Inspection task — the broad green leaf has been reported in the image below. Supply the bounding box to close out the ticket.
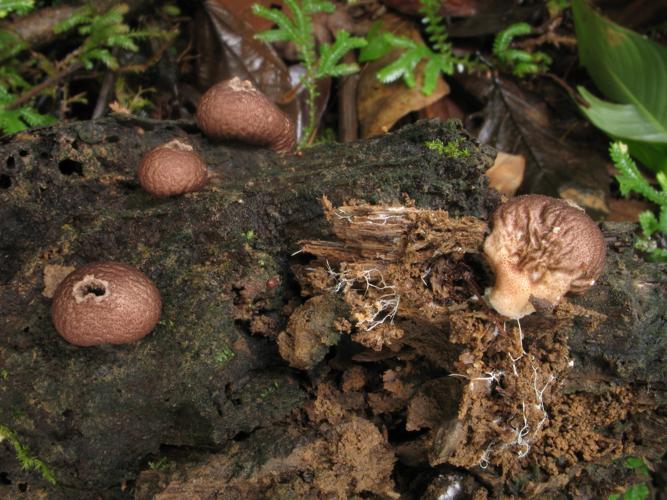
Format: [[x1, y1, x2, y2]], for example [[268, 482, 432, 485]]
[[578, 87, 667, 144], [573, 0, 667, 141]]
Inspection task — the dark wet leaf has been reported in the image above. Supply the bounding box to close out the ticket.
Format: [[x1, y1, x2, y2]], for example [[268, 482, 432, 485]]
[[445, 0, 543, 38], [469, 76, 611, 214], [195, 0, 292, 103], [381, 0, 480, 18]]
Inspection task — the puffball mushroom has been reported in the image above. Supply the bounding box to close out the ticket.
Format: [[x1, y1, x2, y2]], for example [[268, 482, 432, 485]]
[[483, 194, 606, 319], [51, 262, 161, 346], [196, 77, 296, 154], [137, 139, 208, 197]]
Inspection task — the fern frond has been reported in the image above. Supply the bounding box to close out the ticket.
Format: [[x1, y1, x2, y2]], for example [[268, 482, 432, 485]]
[[0, 0, 34, 18], [610, 141, 667, 206]]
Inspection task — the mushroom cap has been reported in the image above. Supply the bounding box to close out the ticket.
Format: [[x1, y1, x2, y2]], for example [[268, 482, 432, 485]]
[[196, 77, 296, 154], [138, 139, 208, 197], [51, 261, 162, 346], [483, 194, 606, 319]]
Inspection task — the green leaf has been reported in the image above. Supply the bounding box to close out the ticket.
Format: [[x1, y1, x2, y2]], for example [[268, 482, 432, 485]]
[[0, 109, 27, 133], [252, 4, 299, 44], [254, 28, 292, 43], [610, 141, 667, 205], [18, 106, 55, 127], [621, 141, 667, 175], [376, 49, 420, 85], [0, 0, 34, 18], [383, 33, 419, 50], [316, 30, 366, 78], [578, 87, 667, 144], [86, 48, 118, 69], [422, 57, 440, 96], [54, 6, 93, 33], [302, 0, 334, 15], [622, 483, 649, 500], [573, 0, 667, 142], [493, 22, 533, 58], [358, 22, 392, 62]]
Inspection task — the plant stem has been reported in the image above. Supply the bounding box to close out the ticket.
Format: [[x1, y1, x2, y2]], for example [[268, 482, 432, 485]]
[[6, 62, 82, 111]]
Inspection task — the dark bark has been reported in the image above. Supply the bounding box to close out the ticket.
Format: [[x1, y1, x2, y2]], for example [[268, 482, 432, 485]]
[[0, 117, 664, 498]]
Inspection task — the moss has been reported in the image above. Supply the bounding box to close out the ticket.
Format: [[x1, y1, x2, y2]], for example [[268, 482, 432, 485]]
[[214, 344, 236, 365], [425, 137, 471, 158], [0, 425, 57, 485]]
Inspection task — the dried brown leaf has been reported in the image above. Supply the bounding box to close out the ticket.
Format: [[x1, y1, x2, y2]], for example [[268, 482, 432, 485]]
[[357, 13, 450, 138]]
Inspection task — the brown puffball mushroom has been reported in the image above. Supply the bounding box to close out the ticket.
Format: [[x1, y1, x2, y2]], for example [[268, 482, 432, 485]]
[[137, 139, 208, 197], [51, 262, 161, 346], [483, 194, 606, 319], [196, 77, 296, 154]]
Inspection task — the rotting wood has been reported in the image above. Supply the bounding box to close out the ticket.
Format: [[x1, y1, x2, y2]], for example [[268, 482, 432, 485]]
[[0, 117, 664, 498]]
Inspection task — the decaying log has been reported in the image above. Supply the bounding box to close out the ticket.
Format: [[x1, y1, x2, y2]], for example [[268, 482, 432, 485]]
[[0, 117, 664, 498]]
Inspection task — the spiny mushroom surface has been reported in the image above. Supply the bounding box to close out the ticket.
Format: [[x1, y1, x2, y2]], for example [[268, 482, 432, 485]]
[[483, 194, 606, 319], [51, 262, 162, 346], [137, 139, 208, 197], [196, 77, 296, 154]]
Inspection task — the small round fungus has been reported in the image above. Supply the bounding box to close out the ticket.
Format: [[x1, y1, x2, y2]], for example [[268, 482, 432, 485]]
[[483, 194, 606, 319], [51, 261, 162, 346], [137, 139, 208, 197], [196, 77, 296, 154]]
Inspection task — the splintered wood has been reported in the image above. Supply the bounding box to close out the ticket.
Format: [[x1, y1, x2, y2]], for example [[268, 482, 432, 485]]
[[295, 198, 487, 352], [299, 196, 487, 264]]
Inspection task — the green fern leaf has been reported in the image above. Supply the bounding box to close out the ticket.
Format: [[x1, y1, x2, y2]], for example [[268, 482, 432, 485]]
[[610, 141, 667, 205], [18, 106, 55, 127], [252, 4, 299, 43], [316, 30, 366, 78], [0, 0, 34, 18]]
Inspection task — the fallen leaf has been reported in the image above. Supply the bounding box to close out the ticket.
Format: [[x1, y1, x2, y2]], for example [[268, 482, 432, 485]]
[[43, 264, 76, 298], [419, 95, 465, 121], [468, 75, 611, 214], [606, 198, 654, 222], [195, 0, 292, 102], [485, 151, 525, 197], [357, 13, 449, 138]]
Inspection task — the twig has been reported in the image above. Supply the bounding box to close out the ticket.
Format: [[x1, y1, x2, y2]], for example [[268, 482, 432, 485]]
[[338, 51, 359, 142], [6, 62, 83, 111]]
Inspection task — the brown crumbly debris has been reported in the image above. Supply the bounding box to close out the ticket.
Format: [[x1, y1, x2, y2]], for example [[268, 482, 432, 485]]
[[277, 199, 633, 497], [341, 366, 366, 393], [276, 295, 343, 369], [42, 264, 76, 298]]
